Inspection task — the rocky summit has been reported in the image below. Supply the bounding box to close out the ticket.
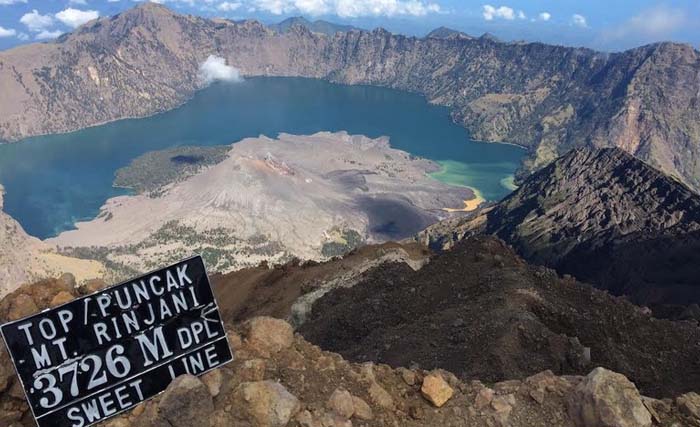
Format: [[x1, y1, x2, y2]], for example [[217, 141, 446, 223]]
[[299, 236, 700, 398], [1, 3, 699, 191], [421, 147, 700, 311], [1, 279, 699, 427]]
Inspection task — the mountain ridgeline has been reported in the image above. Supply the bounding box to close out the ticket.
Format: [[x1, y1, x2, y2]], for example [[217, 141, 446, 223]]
[[421, 147, 700, 311], [0, 3, 699, 191], [268, 16, 362, 35]]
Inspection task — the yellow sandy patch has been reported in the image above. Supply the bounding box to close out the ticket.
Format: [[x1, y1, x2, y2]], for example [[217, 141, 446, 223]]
[[443, 188, 486, 213], [36, 252, 106, 283]]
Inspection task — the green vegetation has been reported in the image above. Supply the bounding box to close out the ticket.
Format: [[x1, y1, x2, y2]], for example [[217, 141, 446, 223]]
[[114, 145, 230, 196], [59, 220, 292, 277], [321, 229, 364, 258]]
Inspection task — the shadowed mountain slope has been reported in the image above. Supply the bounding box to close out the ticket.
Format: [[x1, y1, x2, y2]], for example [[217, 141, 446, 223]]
[[421, 147, 700, 308], [299, 236, 700, 398]]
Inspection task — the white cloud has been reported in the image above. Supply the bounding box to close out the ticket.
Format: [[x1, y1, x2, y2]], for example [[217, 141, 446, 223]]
[[517, 10, 525, 20], [0, 26, 17, 37], [0, 0, 27, 5], [571, 14, 587, 28], [601, 5, 686, 43], [35, 29, 64, 40], [55, 8, 100, 28], [250, 0, 441, 18], [482, 5, 515, 21], [20, 10, 55, 32], [538, 12, 551, 22], [217, 1, 241, 11], [69, 0, 88, 5], [198, 55, 243, 85], [17, 32, 29, 40]]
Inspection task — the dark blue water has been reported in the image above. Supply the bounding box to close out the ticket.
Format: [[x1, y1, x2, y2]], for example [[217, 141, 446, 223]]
[[0, 77, 524, 239]]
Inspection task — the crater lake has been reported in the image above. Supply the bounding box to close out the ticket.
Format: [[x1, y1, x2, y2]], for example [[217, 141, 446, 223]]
[[0, 77, 525, 239]]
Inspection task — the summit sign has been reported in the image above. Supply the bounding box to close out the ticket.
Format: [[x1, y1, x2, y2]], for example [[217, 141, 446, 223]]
[[0, 256, 233, 427]]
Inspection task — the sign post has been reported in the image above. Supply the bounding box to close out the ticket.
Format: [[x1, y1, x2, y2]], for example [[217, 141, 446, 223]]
[[1, 255, 233, 427]]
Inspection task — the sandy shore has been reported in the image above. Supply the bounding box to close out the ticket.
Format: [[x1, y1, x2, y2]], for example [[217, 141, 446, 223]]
[[442, 187, 486, 212]]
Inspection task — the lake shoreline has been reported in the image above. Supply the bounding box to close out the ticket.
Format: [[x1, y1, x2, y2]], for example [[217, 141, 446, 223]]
[[0, 77, 525, 240]]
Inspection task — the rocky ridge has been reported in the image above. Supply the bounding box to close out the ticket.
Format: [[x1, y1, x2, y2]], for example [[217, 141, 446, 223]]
[[419, 147, 700, 308], [0, 3, 699, 190], [267, 17, 361, 36], [209, 240, 430, 327], [299, 236, 700, 398], [1, 278, 698, 427]]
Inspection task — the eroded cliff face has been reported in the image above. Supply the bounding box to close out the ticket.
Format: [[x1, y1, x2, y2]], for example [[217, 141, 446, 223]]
[[419, 147, 700, 308], [0, 3, 699, 190]]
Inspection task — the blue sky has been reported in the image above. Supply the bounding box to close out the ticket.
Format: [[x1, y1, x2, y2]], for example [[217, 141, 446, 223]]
[[1, 0, 699, 51]]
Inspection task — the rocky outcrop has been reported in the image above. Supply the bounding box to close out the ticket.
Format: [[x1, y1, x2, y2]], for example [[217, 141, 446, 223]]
[[1, 278, 698, 427], [0, 3, 699, 191], [420, 147, 700, 309], [111, 316, 693, 427], [299, 235, 700, 398], [568, 368, 652, 427], [209, 240, 429, 325]]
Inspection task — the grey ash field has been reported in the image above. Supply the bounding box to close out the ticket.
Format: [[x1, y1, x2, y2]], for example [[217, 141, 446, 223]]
[[49, 132, 471, 278]]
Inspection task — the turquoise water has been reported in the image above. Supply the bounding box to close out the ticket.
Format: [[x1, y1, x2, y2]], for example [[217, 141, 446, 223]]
[[0, 77, 524, 239]]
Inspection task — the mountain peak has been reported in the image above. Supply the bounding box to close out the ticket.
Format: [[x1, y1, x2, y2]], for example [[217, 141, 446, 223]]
[[479, 32, 500, 42], [488, 146, 700, 304], [422, 145, 700, 308], [268, 16, 360, 36], [132, 1, 172, 12], [427, 26, 472, 40], [540, 146, 693, 194]]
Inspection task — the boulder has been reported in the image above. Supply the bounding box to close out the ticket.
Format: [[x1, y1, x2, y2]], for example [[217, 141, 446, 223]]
[[58, 273, 76, 290], [5, 293, 38, 321], [327, 388, 355, 419], [474, 387, 494, 410], [491, 394, 515, 417], [245, 317, 294, 356], [677, 392, 700, 419], [368, 382, 394, 409], [398, 367, 416, 386], [50, 291, 74, 307], [421, 373, 454, 408], [140, 375, 214, 427], [233, 380, 300, 426], [568, 367, 652, 427], [78, 278, 108, 295], [201, 369, 222, 397], [352, 396, 373, 420]]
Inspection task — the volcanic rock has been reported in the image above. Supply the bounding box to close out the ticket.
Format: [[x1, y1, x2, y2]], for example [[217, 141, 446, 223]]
[[299, 235, 700, 397], [421, 147, 700, 310], [421, 374, 454, 407], [568, 368, 652, 427]]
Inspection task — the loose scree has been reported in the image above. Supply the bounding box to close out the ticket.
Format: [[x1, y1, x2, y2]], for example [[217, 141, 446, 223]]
[[0, 256, 234, 427]]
